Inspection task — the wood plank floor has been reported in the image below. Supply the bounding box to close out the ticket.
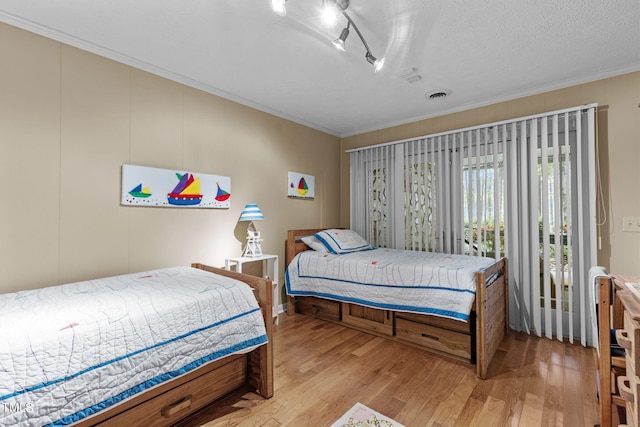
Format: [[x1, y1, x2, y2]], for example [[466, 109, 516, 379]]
[[176, 312, 601, 427]]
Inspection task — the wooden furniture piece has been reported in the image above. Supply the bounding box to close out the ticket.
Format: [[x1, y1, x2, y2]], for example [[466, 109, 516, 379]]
[[73, 264, 274, 427], [613, 275, 640, 427], [285, 228, 508, 379], [225, 254, 280, 324], [596, 275, 627, 427]]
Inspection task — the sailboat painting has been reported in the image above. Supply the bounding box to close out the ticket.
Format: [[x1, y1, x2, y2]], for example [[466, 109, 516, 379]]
[[215, 182, 231, 202], [121, 164, 231, 208], [167, 173, 202, 206], [128, 184, 152, 198], [287, 171, 315, 199]]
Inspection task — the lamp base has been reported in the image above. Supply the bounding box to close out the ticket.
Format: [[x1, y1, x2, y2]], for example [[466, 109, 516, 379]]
[[243, 231, 263, 257]]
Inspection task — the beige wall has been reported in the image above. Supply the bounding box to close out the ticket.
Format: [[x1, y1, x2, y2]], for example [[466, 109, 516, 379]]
[[0, 22, 341, 300], [340, 72, 640, 275]]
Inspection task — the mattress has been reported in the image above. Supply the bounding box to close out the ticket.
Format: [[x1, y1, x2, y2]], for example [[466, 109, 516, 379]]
[[0, 267, 268, 426], [286, 248, 496, 321]]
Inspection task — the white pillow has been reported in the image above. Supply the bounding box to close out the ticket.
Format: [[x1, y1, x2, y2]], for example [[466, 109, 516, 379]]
[[313, 229, 372, 254], [301, 235, 328, 253]]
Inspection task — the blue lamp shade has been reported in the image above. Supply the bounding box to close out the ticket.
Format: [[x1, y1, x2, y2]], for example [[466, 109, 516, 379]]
[[239, 204, 264, 221]]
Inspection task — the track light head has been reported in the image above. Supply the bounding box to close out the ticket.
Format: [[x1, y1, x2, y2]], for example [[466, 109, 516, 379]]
[[366, 51, 385, 72], [332, 25, 350, 51], [270, 0, 287, 16]]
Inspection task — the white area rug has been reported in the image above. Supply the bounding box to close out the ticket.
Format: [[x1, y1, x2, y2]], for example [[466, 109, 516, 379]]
[[330, 402, 405, 427]]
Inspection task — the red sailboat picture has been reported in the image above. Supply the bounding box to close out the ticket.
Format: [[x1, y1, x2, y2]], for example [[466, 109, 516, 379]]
[[287, 171, 314, 199], [215, 182, 231, 202]]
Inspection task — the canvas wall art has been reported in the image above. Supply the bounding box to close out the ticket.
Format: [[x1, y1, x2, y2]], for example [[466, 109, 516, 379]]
[[121, 164, 231, 208], [288, 171, 314, 199]]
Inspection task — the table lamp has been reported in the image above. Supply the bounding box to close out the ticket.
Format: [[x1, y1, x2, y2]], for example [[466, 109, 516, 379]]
[[239, 203, 264, 257]]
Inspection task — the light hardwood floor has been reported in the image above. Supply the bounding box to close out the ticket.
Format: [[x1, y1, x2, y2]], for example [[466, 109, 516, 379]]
[[176, 312, 601, 427]]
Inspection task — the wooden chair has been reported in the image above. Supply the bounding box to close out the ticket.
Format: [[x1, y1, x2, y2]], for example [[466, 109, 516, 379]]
[[597, 275, 627, 427]]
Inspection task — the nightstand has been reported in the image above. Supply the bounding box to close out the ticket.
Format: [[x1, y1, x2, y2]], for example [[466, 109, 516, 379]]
[[225, 254, 279, 324]]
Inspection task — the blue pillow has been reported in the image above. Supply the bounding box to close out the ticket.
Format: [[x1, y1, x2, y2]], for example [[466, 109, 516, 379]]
[[313, 229, 372, 254]]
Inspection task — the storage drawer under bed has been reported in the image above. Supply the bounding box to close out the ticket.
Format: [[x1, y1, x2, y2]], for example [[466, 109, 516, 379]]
[[395, 317, 471, 361], [342, 303, 393, 337], [94, 354, 247, 427], [296, 296, 341, 322], [395, 311, 471, 335]]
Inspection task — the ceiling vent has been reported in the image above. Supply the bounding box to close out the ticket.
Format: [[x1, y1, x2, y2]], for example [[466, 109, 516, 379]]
[[425, 89, 452, 100]]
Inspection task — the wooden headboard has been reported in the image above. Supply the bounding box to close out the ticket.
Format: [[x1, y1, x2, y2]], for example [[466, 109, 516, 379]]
[[286, 228, 329, 265]]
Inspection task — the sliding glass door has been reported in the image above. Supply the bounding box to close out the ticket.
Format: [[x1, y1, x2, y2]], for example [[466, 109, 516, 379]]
[[350, 105, 597, 345]]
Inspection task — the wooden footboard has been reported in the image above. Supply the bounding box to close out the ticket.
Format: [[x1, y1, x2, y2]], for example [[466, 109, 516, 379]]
[[285, 228, 508, 379], [192, 263, 274, 398], [475, 257, 508, 379], [75, 264, 273, 426]]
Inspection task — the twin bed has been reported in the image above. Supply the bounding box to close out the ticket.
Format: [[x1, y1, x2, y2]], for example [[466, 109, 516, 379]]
[[285, 228, 508, 379], [0, 263, 273, 426], [1, 227, 507, 425]]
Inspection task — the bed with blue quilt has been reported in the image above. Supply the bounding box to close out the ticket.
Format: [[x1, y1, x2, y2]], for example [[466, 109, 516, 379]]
[[285, 228, 508, 379], [0, 263, 273, 426]]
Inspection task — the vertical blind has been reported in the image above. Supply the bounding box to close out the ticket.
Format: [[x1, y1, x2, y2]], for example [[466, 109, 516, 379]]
[[349, 104, 597, 346]]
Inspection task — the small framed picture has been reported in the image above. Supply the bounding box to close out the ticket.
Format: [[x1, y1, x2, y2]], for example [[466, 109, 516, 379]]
[[288, 171, 314, 199]]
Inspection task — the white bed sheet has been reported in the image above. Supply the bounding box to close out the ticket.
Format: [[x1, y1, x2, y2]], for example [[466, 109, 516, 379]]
[[286, 248, 496, 321], [0, 267, 268, 426]]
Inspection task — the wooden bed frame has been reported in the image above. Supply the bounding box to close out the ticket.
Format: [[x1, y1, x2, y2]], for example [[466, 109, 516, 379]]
[[73, 263, 273, 427], [286, 228, 508, 379]]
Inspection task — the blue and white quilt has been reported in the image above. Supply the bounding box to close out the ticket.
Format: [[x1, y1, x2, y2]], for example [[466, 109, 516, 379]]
[[286, 248, 495, 322], [0, 267, 268, 426]]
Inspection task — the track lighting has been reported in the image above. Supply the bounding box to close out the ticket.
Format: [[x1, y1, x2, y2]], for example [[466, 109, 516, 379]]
[[332, 22, 350, 51], [270, 0, 385, 71], [341, 11, 385, 71], [366, 51, 385, 72], [270, 0, 287, 16]]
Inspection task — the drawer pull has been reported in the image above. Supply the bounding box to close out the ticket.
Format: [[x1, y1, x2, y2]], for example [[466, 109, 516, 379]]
[[617, 377, 634, 402], [161, 395, 192, 418], [616, 329, 632, 350], [421, 333, 440, 341]]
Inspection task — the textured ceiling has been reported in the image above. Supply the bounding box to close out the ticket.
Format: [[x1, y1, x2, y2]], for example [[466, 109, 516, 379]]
[[1, 0, 639, 137]]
